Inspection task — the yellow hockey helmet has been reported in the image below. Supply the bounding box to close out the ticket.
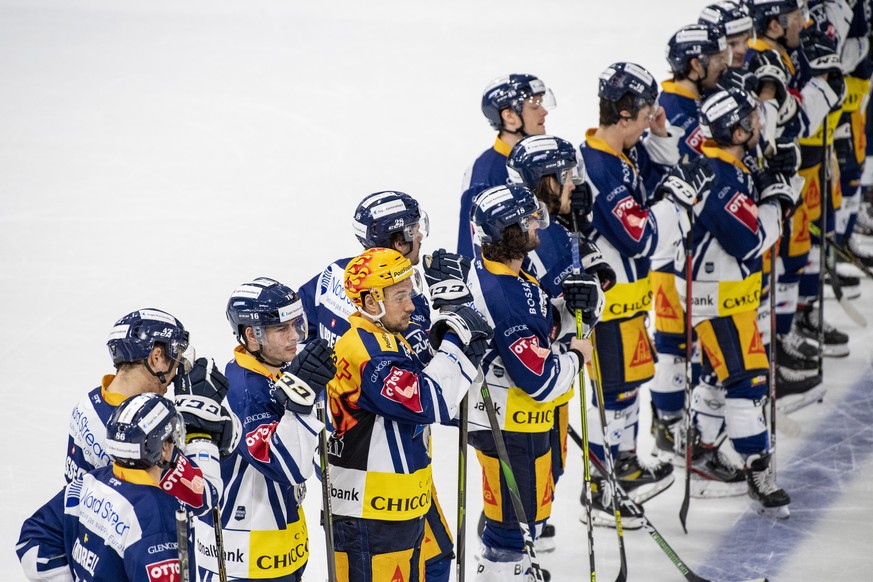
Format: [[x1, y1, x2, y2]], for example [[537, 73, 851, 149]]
[[344, 248, 415, 317]]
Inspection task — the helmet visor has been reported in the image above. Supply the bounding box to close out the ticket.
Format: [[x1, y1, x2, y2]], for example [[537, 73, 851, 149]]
[[520, 199, 551, 231], [403, 210, 429, 243], [559, 162, 585, 187], [523, 88, 557, 112]]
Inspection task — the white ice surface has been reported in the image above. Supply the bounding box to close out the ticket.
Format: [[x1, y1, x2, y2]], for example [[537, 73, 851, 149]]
[[2, 1, 872, 580]]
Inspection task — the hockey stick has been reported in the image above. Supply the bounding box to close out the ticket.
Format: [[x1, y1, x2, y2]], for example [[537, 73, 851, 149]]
[[808, 223, 869, 327], [175, 509, 191, 582], [566, 426, 769, 582], [768, 245, 778, 480], [456, 394, 469, 582], [316, 400, 338, 582], [588, 336, 629, 582], [816, 124, 829, 377], [479, 379, 546, 581], [810, 222, 873, 279], [212, 506, 227, 582], [569, 225, 598, 580], [679, 208, 695, 534]]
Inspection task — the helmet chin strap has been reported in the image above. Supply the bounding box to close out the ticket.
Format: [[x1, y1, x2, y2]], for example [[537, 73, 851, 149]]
[[145, 359, 174, 386]]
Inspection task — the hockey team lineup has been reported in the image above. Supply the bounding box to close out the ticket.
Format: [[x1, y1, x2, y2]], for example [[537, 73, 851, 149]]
[[7, 1, 873, 582]]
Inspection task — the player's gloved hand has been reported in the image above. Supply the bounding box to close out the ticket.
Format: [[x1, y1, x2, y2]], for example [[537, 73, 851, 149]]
[[748, 50, 789, 104], [717, 67, 759, 95], [560, 272, 605, 327], [765, 137, 800, 175], [556, 183, 594, 231], [423, 249, 473, 308], [272, 339, 335, 415], [174, 358, 240, 458], [430, 305, 493, 368], [655, 157, 714, 211], [801, 29, 846, 110], [579, 240, 616, 292], [758, 171, 801, 220]]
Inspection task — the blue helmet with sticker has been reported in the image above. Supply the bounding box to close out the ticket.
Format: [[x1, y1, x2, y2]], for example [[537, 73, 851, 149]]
[[107, 309, 188, 367], [471, 184, 550, 244], [667, 23, 728, 77], [481, 74, 556, 130], [598, 62, 659, 111], [351, 191, 428, 249], [699, 1, 753, 38], [106, 394, 185, 470], [507, 135, 582, 190], [699, 88, 758, 145], [226, 277, 308, 343]]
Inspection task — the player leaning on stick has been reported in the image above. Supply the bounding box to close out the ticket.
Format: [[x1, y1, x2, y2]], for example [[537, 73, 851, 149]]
[[195, 279, 336, 581], [327, 247, 490, 582], [465, 184, 596, 581], [678, 88, 797, 518]]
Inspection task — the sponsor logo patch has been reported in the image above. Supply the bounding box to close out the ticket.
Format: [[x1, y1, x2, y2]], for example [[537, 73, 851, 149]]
[[509, 335, 551, 376], [611, 196, 649, 242], [380, 367, 423, 412], [246, 422, 278, 463], [145, 558, 180, 582], [725, 192, 759, 233]]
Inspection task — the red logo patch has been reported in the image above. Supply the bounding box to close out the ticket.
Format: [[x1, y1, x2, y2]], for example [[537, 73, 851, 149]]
[[146, 559, 180, 582], [381, 367, 423, 413], [611, 196, 649, 242], [246, 422, 278, 463], [509, 335, 551, 376], [159, 454, 205, 508], [685, 126, 705, 154], [725, 192, 759, 233]]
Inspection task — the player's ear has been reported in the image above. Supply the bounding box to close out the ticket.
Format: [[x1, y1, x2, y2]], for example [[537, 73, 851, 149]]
[[501, 107, 520, 128]]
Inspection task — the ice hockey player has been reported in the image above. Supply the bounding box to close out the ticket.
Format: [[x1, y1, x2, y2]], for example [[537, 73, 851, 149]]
[[679, 87, 796, 517], [64, 309, 236, 512], [18, 393, 222, 582], [577, 61, 682, 524], [699, 1, 755, 68], [199, 278, 337, 581], [746, 0, 849, 376], [464, 183, 596, 581], [504, 135, 610, 552], [327, 247, 490, 582], [458, 74, 556, 258], [298, 191, 459, 582], [649, 23, 730, 458]]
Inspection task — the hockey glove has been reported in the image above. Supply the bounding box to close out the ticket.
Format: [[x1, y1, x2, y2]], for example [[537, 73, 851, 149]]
[[655, 157, 714, 211], [560, 272, 604, 327], [717, 67, 759, 96], [272, 371, 320, 415], [801, 30, 846, 111], [556, 183, 594, 231], [287, 338, 336, 396], [175, 358, 240, 458], [758, 172, 801, 220], [430, 305, 493, 368], [579, 240, 616, 292], [424, 249, 473, 308], [765, 137, 800, 175]]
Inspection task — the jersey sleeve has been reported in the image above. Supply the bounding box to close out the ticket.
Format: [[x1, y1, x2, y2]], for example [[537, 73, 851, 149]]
[[17, 489, 71, 582], [157, 443, 221, 517], [229, 370, 322, 487], [492, 314, 579, 403], [355, 334, 477, 425]]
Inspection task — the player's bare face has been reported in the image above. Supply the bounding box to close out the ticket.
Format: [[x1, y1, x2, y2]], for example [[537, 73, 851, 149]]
[[727, 34, 750, 66], [702, 50, 729, 89], [521, 95, 548, 135], [782, 10, 804, 49], [379, 279, 416, 334], [260, 323, 300, 365], [559, 177, 574, 215], [623, 106, 654, 149]]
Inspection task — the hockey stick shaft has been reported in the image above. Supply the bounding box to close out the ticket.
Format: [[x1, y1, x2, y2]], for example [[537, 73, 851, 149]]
[[817, 124, 829, 377], [212, 506, 227, 582], [588, 332, 629, 582], [175, 509, 191, 582], [479, 381, 545, 581], [570, 228, 598, 580], [810, 222, 873, 279], [679, 209, 694, 533], [456, 394, 469, 582], [768, 242, 778, 480], [316, 401, 338, 582]]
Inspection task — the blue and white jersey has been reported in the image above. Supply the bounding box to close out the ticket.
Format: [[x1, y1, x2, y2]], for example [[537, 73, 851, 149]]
[[298, 256, 433, 364], [18, 465, 201, 582], [458, 137, 513, 258], [658, 80, 705, 162], [65, 377, 122, 483], [523, 221, 574, 301], [467, 256, 580, 435], [193, 347, 323, 580]]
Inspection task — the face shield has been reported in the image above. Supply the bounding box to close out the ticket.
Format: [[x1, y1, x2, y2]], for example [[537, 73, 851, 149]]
[[522, 88, 557, 113], [402, 211, 429, 243], [519, 199, 551, 232], [558, 162, 585, 188]]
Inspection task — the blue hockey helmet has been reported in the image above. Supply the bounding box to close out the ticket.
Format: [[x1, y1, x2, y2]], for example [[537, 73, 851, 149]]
[[481, 74, 556, 130], [699, 1, 754, 38], [352, 191, 429, 249], [226, 277, 308, 344], [106, 394, 185, 470], [471, 184, 550, 245], [666, 23, 729, 77], [107, 309, 189, 367], [699, 88, 759, 145], [507, 135, 583, 190], [598, 62, 659, 111], [747, 0, 805, 34]]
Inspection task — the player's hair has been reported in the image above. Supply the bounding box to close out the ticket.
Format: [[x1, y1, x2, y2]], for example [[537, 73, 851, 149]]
[[599, 94, 642, 126], [481, 224, 532, 263]]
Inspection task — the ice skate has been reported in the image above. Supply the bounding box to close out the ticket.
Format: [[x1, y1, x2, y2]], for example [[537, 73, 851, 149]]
[[775, 330, 819, 376], [795, 305, 850, 358], [614, 452, 675, 504], [745, 453, 790, 519], [533, 523, 555, 554], [579, 478, 645, 530], [775, 368, 826, 414], [688, 439, 746, 498]]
